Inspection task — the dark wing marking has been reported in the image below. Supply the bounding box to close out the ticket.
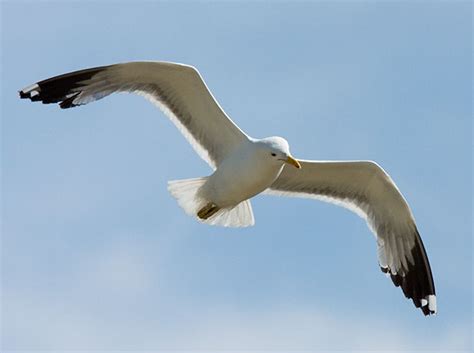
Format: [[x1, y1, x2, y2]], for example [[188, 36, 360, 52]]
[[19, 62, 249, 168], [266, 160, 436, 315]]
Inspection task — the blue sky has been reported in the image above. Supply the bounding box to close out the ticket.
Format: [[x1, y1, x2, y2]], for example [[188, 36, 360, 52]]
[[1, 1, 472, 352]]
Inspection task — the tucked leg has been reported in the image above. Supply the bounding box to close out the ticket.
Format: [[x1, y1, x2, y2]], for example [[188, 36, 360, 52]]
[[197, 203, 220, 219]]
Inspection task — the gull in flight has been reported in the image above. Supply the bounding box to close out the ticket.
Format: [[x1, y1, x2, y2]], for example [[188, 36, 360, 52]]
[[19, 61, 436, 315]]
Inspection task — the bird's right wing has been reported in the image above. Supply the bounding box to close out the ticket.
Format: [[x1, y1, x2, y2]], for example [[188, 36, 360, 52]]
[[266, 160, 436, 315], [19, 61, 249, 169]]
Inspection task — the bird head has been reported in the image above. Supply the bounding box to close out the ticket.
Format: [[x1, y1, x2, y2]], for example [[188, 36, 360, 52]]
[[258, 136, 301, 169]]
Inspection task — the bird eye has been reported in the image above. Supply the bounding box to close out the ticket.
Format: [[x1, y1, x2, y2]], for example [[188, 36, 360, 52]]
[[271, 153, 276, 157]]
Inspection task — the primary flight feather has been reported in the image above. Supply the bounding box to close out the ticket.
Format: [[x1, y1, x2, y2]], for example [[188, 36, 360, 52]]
[[19, 61, 436, 316]]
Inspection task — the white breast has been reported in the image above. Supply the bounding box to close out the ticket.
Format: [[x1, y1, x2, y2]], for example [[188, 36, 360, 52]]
[[202, 142, 284, 207]]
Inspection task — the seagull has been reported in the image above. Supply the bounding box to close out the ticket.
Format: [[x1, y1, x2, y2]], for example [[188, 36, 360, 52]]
[[19, 61, 436, 315]]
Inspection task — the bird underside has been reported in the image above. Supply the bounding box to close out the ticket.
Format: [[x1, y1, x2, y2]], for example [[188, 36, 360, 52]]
[[167, 177, 255, 227]]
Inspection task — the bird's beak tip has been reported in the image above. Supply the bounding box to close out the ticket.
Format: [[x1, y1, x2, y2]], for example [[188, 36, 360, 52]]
[[286, 156, 301, 169]]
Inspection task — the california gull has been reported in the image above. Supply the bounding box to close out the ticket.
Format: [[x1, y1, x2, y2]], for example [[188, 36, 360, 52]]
[[19, 61, 436, 315]]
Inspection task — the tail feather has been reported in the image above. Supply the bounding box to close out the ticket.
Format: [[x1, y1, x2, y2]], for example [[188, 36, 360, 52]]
[[168, 177, 255, 228], [168, 177, 208, 218], [204, 200, 255, 228]]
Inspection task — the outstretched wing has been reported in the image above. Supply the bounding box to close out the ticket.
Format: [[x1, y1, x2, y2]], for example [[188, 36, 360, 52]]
[[266, 160, 436, 315], [19, 61, 249, 168]]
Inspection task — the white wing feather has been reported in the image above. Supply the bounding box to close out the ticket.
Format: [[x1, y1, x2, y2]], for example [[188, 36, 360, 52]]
[[265, 160, 436, 315], [19, 61, 249, 169]]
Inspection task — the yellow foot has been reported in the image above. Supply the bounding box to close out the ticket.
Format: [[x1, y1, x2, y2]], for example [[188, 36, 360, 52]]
[[197, 203, 220, 219]]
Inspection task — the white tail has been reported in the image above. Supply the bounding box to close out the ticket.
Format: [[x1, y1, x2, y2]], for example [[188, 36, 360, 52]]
[[167, 177, 255, 228], [204, 199, 255, 228], [168, 177, 208, 217]]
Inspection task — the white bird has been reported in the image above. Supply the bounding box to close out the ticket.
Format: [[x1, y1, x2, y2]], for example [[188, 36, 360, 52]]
[[19, 61, 436, 315]]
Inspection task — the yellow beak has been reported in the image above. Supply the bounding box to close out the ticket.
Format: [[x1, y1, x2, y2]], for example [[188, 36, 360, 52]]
[[286, 155, 301, 169]]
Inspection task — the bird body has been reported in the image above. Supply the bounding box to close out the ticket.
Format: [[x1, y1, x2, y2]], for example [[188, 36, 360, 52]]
[[19, 60, 436, 315], [168, 136, 300, 227], [203, 137, 292, 207]]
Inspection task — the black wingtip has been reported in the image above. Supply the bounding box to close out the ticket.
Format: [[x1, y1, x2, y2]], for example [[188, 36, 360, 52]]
[[421, 304, 432, 316], [59, 92, 81, 109], [19, 90, 29, 99], [380, 228, 437, 316], [18, 65, 108, 109]]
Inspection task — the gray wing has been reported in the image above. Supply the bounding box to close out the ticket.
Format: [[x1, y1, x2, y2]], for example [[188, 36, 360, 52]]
[[19, 61, 249, 168], [266, 160, 436, 315]]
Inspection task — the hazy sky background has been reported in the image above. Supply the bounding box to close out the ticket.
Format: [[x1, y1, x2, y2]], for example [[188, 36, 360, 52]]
[[1, 1, 472, 352]]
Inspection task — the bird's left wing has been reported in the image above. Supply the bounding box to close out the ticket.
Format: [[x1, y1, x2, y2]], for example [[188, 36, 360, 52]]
[[265, 160, 436, 315], [19, 61, 249, 168]]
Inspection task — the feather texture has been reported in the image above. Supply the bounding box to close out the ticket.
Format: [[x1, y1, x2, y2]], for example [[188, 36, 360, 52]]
[[19, 61, 249, 169], [266, 160, 436, 315]]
